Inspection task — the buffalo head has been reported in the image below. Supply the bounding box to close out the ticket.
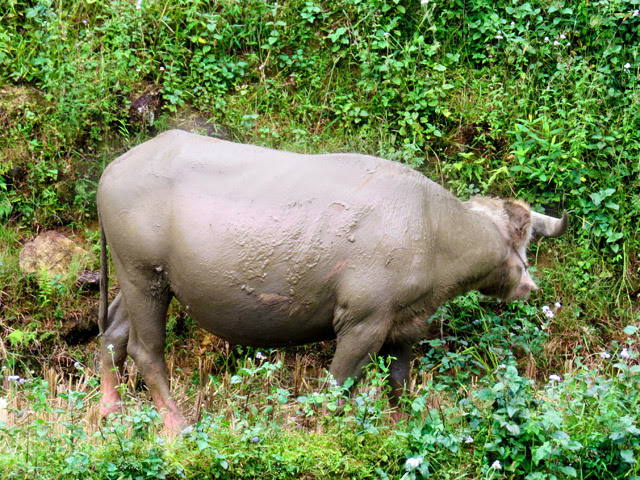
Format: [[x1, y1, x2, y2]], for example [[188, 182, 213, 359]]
[[466, 198, 568, 301]]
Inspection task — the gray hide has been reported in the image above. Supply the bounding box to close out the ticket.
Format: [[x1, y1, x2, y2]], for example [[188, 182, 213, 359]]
[[97, 129, 568, 431]]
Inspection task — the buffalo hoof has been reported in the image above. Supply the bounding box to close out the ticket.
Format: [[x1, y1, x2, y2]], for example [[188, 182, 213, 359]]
[[390, 408, 408, 423], [159, 411, 188, 436]]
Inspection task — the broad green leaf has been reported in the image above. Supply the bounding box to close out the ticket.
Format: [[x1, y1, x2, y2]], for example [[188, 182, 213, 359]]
[[557, 466, 577, 477], [533, 442, 552, 464], [621, 449, 635, 464], [505, 423, 521, 435], [475, 388, 495, 402]]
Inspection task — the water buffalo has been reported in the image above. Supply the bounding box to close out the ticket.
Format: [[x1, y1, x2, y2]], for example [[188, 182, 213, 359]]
[[97, 129, 567, 432]]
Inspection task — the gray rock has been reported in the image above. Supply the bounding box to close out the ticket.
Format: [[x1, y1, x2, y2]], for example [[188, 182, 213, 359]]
[[129, 90, 162, 127], [19, 231, 90, 278], [166, 106, 229, 139]]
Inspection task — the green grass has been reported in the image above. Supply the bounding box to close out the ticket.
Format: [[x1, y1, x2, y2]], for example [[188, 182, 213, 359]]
[[1, 343, 639, 478]]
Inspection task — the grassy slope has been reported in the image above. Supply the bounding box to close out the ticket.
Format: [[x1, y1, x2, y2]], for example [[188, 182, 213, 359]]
[[0, 0, 639, 478]]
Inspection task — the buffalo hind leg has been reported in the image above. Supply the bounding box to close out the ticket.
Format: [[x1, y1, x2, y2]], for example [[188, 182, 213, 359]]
[[119, 280, 185, 433], [99, 293, 129, 417]]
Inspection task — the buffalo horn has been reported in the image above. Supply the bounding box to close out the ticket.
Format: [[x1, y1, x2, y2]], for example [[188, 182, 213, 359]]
[[531, 210, 568, 237]]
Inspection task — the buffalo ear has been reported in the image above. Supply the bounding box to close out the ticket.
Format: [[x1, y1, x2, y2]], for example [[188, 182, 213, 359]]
[[504, 200, 532, 246]]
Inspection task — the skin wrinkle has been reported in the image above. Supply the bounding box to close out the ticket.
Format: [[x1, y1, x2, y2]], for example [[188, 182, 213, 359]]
[[97, 130, 568, 431]]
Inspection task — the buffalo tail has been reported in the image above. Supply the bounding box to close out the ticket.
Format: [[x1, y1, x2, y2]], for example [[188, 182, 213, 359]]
[[98, 221, 108, 336]]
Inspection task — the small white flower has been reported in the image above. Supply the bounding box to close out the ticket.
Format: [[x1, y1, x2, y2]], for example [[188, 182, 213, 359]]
[[383, 32, 389, 37], [623, 63, 631, 69], [160, 66, 165, 71], [549, 374, 562, 382], [510, 21, 515, 26], [421, 0, 429, 4], [620, 348, 630, 359], [553, 40, 560, 46], [491, 460, 502, 470], [135, 0, 142, 9], [544, 36, 549, 42], [7, 375, 20, 382], [465, 436, 474, 443], [74, 362, 81, 369], [554, 302, 562, 309], [633, 9, 639, 17], [256, 351, 266, 360], [567, 42, 571, 46], [600, 352, 611, 359], [405, 457, 423, 470], [560, 34, 566, 39], [496, 34, 504, 40], [107, 344, 114, 353]]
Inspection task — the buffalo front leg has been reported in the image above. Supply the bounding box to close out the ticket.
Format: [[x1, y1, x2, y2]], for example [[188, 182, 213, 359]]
[[329, 310, 390, 388], [379, 342, 413, 421], [99, 293, 129, 417], [119, 280, 185, 433], [379, 342, 413, 403]]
